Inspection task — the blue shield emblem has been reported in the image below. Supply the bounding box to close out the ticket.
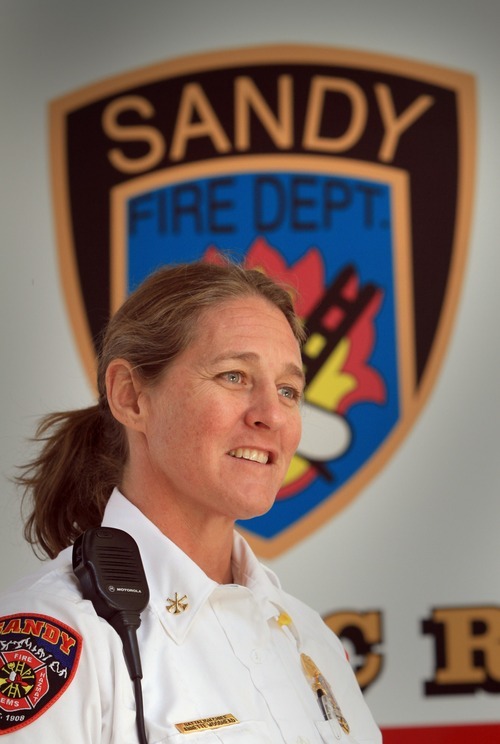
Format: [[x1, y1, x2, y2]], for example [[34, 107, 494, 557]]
[[50, 45, 475, 554]]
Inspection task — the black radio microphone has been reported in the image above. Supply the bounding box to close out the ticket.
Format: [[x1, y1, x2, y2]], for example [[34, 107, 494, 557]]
[[72, 527, 150, 744]]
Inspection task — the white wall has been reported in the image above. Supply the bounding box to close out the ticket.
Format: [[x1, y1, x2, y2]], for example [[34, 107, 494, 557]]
[[1, 0, 499, 730]]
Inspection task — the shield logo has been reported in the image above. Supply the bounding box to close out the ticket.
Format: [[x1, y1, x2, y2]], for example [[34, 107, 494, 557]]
[[0, 614, 82, 734], [50, 45, 475, 555]]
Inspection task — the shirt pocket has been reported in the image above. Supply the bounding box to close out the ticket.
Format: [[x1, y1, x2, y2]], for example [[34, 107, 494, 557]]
[[158, 720, 274, 743], [315, 719, 378, 744], [213, 721, 275, 743], [157, 732, 221, 743]]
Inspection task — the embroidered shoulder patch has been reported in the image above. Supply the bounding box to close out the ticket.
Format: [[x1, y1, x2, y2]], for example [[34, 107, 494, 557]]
[[0, 613, 82, 734]]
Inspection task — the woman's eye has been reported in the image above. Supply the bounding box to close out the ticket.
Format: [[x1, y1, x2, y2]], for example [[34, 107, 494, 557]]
[[278, 385, 301, 401], [221, 371, 243, 384]]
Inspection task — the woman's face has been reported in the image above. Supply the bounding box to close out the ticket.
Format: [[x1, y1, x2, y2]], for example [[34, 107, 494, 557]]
[[136, 295, 304, 526]]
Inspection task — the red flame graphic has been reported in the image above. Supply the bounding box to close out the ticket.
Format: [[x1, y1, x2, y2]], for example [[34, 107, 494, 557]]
[[204, 238, 383, 411], [204, 237, 324, 317]]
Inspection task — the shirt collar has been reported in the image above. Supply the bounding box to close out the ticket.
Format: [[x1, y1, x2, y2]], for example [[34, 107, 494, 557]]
[[231, 531, 305, 646], [102, 489, 297, 644], [102, 489, 217, 644]]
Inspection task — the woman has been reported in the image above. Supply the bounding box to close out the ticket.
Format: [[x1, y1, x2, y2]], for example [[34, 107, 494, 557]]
[[1, 261, 381, 742]]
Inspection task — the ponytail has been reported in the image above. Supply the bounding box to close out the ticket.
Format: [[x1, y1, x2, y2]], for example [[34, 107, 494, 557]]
[[18, 403, 126, 559]]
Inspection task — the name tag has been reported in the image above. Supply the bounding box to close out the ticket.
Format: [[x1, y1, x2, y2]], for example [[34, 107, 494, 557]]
[[175, 713, 239, 734]]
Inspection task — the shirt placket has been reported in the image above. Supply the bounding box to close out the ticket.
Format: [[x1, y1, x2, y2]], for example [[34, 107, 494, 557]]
[[212, 586, 330, 744]]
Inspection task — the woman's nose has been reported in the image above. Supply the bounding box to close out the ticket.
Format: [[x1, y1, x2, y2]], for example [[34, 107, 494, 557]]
[[244, 385, 287, 430]]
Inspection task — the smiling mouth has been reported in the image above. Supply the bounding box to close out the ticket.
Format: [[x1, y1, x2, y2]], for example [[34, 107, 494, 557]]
[[228, 448, 270, 465]]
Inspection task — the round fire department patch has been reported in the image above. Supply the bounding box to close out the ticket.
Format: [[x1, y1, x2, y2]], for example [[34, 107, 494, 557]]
[[0, 614, 82, 735]]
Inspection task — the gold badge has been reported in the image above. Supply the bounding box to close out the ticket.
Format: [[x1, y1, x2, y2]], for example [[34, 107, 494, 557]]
[[301, 653, 350, 734], [175, 713, 239, 733], [166, 593, 189, 614]]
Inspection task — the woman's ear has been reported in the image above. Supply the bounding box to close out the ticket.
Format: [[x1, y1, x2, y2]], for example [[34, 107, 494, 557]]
[[105, 359, 146, 431]]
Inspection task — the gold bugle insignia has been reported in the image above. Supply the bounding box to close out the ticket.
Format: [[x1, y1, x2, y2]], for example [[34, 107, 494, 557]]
[[175, 713, 239, 734], [166, 593, 189, 614]]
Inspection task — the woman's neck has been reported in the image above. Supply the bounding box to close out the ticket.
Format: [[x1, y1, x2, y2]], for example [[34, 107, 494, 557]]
[[119, 475, 235, 584]]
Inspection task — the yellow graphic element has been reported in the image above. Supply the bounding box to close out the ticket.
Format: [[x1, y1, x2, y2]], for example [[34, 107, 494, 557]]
[[277, 611, 292, 628], [282, 454, 309, 487], [305, 338, 357, 410], [0, 661, 35, 699], [282, 339, 356, 487], [303, 332, 327, 358]]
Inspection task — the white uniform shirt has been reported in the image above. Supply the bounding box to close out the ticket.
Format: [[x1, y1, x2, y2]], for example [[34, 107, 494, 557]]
[[0, 490, 381, 743]]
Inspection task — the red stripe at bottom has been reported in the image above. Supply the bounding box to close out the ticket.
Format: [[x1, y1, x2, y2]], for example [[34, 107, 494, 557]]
[[382, 723, 500, 743]]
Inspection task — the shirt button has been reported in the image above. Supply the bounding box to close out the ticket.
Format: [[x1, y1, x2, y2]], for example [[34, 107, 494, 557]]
[[250, 648, 265, 664], [296, 737, 310, 744]]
